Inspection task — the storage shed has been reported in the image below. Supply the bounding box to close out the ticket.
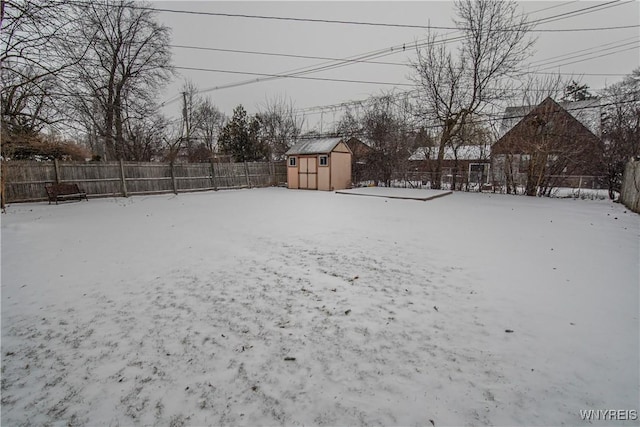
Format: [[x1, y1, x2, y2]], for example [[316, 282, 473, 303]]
[[285, 137, 354, 190]]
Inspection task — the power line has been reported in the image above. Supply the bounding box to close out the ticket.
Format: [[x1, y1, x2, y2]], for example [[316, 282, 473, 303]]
[[167, 37, 637, 85], [295, 83, 616, 116], [23, 36, 634, 110], [169, 44, 407, 67], [165, 35, 462, 102], [114, 2, 639, 33], [294, 56, 638, 115], [526, 0, 629, 26], [527, 36, 639, 66], [173, 66, 415, 87], [298, 98, 638, 137], [168, 33, 635, 101], [528, 71, 630, 77], [28, 0, 637, 116], [537, 45, 640, 71], [160, 1, 637, 102], [527, 1, 580, 16]]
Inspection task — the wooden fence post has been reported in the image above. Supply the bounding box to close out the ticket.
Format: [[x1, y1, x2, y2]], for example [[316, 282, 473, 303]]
[[170, 161, 178, 194], [270, 162, 275, 186], [119, 159, 128, 197], [54, 159, 61, 184], [244, 161, 250, 188], [1, 161, 6, 210], [210, 158, 218, 190]]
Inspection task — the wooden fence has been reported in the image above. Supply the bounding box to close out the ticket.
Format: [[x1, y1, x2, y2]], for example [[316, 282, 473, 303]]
[[1, 160, 287, 203], [620, 159, 640, 213]]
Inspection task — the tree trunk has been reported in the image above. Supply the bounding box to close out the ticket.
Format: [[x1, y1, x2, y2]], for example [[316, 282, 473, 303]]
[[114, 94, 124, 161], [432, 130, 450, 190]]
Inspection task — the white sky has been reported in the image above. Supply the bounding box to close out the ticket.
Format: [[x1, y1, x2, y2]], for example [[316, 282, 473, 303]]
[[153, 1, 640, 131]]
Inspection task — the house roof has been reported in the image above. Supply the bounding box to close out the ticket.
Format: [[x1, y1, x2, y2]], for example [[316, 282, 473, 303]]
[[285, 137, 350, 155], [493, 97, 602, 155], [409, 145, 490, 161], [346, 137, 374, 156], [500, 97, 601, 138]]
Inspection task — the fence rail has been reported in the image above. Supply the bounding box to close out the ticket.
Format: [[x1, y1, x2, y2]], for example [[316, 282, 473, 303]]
[[1, 160, 287, 203]]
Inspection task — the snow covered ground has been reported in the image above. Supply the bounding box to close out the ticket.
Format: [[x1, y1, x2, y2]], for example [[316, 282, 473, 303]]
[[1, 187, 638, 426], [336, 187, 452, 201]]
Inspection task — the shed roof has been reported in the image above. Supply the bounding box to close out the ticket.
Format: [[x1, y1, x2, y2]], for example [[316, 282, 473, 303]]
[[285, 138, 345, 155]]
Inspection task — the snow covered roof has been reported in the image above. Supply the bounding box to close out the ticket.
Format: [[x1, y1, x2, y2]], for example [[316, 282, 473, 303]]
[[409, 145, 491, 161], [285, 138, 345, 155], [500, 98, 601, 138]]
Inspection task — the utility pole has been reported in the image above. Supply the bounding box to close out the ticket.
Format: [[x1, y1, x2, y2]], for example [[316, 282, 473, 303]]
[[181, 91, 191, 159]]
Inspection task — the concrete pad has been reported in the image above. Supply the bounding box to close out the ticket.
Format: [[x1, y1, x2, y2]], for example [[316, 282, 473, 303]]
[[335, 187, 453, 201]]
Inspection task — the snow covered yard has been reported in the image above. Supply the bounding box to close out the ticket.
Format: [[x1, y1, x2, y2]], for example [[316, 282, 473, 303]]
[[1, 187, 638, 426]]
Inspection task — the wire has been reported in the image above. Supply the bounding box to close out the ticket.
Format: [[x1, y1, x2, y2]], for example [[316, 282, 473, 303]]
[[173, 66, 415, 87], [169, 44, 407, 67], [293, 37, 638, 115], [527, 1, 580, 16], [15, 0, 638, 118], [537, 45, 640, 71], [529, 39, 639, 68], [296, 98, 638, 137], [168, 34, 463, 101], [100, 2, 639, 33], [527, 0, 628, 26], [159, 1, 638, 102]]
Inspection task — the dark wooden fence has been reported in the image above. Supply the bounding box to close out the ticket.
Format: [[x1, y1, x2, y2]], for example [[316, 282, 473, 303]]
[[1, 160, 287, 203], [621, 159, 640, 213]]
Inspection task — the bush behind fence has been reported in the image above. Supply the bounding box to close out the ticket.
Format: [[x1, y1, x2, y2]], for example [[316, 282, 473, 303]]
[[2, 160, 287, 203]]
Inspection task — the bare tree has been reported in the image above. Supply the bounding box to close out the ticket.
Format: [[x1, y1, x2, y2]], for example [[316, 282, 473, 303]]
[[448, 120, 492, 190], [491, 72, 575, 194], [256, 96, 303, 160], [1, 0, 88, 147], [494, 98, 604, 196], [122, 113, 166, 161], [334, 108, 362, 139], [601, 68, 640, 199], [170, 80, 227, 162], [178, 79, 200, 161], [412, 0, 534, 189], [195, 96, 226, 159], [361, 94, 416, 186], [72, 0, 173, 161], [514, 73, 569, 107]]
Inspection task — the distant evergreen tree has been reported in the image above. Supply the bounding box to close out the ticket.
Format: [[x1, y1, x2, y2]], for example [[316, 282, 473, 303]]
[[218, 105, 268, 162], [562, 81, 595, 102]]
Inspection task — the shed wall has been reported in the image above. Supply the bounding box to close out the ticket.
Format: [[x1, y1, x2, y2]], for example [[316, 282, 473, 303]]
[[334, 142, 350, 154], [331, 152, 352, 190], [287, 163, 299, 189], [318, 162, 330, 191], [286, 141, 352, 191]]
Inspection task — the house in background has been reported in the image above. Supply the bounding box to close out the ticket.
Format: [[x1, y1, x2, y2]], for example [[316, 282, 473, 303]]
[[409, 144, 492, 189], [492, 97, 604, 195], [498, 97, 601, 139], [285, 137, 353, 191], [345, 137, 374, 183]]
